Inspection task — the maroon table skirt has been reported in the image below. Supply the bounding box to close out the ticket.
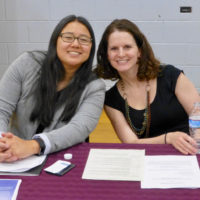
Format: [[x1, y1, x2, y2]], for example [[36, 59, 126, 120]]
[[1, 143, 200, 200]]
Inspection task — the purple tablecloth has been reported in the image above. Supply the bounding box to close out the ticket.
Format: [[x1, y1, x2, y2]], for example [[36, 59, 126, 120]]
[[1, 143, 200, 200]]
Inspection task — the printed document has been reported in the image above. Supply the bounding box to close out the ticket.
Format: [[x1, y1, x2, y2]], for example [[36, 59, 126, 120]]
[[82, 148, 145, 181], [141, 155, 200, 189]]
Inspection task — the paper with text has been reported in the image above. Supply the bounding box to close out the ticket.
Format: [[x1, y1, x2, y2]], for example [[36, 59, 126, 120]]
[[82, 148, 145, 181], [141, 155, 200, 189]]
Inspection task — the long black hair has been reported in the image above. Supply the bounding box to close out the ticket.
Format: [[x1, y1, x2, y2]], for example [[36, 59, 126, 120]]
[[30, 15, 96, 127]]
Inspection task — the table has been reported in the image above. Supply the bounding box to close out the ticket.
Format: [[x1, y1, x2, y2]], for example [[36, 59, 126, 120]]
[[1, 143, 200, 200]]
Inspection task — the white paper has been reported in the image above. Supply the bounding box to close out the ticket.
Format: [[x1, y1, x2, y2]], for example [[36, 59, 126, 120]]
[[82, 148, 145, 181], [0, 155, 46, 172], [141, 155, 200, 189]]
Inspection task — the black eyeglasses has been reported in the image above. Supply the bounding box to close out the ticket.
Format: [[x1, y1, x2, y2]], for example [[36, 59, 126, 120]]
[[60, 32, 92, 45]]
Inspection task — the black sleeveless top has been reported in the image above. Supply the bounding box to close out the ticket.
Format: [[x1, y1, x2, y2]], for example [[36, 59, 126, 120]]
[[105, 65, 189, 138]]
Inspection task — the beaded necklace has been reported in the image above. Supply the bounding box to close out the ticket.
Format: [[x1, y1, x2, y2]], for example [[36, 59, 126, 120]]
[[120, 80, 151, 137]]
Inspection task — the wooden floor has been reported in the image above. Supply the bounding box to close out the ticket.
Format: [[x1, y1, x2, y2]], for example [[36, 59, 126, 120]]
[[89, 110, 121, 143]]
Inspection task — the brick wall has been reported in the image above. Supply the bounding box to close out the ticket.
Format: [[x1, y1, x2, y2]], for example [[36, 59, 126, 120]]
[[0, 0, 199, 90]]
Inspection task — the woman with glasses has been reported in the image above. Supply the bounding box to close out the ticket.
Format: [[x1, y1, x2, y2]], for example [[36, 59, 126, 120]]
[[0, 15, 105, 162]]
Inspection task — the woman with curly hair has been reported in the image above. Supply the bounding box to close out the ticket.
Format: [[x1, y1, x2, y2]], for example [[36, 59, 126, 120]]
[[95, 18, 200, 155]]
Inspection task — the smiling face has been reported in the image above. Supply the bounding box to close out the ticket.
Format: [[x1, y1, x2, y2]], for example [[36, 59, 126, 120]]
[[56, 21, 92, 72], [107, 30, 141, 74]]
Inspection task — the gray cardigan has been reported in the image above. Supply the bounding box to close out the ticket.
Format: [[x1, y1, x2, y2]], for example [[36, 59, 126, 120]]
[[0, 52, 105, 154]]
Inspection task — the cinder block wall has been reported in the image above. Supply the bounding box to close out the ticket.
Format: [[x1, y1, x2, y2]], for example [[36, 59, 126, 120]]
[[0, 0, 200, 90]]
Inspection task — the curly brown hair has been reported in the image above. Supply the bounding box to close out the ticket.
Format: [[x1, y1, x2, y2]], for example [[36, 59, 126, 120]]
[[94, 19, 161, 81]]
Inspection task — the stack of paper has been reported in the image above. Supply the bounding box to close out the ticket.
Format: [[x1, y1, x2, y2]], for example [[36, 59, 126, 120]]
[[0, 155, 46, 176]]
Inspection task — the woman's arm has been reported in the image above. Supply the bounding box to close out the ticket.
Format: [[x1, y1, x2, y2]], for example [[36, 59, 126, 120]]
[[0, 79, 105, 161], [105, 105, 166, 144], [0, 53, 27, 162], [38, 79, 106, 154], [0, 52, 38, 131], [167, 72, 200, 154], [0, 57, 23, 132], [0, 52, 43, 162], [175, 73, 200, 115], [105, 103, 197, 155]]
